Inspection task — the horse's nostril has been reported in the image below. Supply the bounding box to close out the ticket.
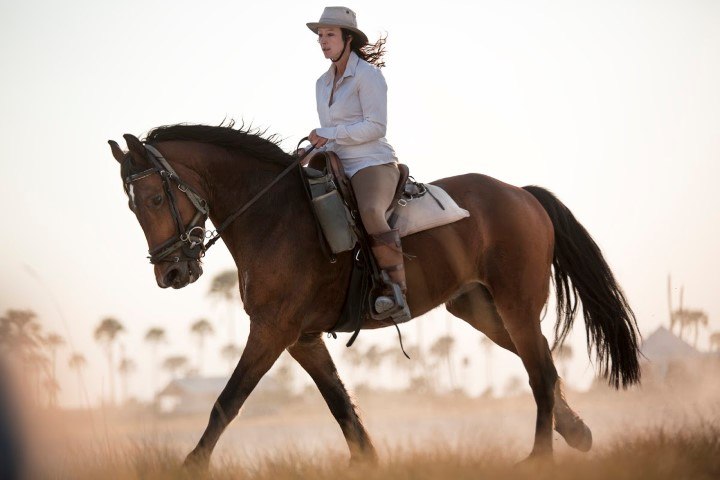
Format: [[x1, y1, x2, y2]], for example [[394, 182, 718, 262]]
[[165, 266, 180, 285], [164, 263, 190, 289]]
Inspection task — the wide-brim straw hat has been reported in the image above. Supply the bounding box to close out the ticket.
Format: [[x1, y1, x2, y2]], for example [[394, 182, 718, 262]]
[[307, 6, 369, 45]]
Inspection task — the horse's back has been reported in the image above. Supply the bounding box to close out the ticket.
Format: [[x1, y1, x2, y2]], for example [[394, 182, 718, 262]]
[[401, 172, 554, 314], [430, 172, 552, 239]]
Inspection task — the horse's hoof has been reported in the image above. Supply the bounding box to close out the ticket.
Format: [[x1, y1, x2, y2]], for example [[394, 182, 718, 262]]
[[183, 450, 210, 474], [555, 418, 593, 452], [515, 451, 555, 469], [348, 452, 379, 468]]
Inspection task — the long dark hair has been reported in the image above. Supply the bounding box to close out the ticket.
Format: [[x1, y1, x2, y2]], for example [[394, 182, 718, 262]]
[[342, 28, 387, 68]]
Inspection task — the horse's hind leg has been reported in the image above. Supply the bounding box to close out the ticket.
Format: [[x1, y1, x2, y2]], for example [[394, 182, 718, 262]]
[[288, 333, 378, 464], [495, 292, 557, 457], [446, 284, 591, 452]]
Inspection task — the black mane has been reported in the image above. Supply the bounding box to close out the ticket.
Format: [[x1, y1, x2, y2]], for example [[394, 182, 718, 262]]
[[144, 120, 293, 166]]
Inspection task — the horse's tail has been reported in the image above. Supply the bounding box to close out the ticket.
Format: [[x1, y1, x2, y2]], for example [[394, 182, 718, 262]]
[[523, 185, 641, 388]]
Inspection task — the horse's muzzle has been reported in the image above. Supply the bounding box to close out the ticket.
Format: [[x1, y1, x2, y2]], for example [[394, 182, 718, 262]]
[[157, 260, 203, 289]]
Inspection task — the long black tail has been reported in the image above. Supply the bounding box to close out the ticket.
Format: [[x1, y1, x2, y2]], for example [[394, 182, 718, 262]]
[[523, 185, 641, 388]]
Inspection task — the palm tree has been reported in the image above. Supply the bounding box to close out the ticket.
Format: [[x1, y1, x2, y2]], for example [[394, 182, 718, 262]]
[[41, 332, 65, 407], [504, 375, 524, 397], [710, 332, 720, 352], [553, 343, 574, 382], [1, 309, 47, 403], [68, 352, 88, 407], [25, 350, 50, 405], [460, 355, 471, 394], [190, 319, 214, 375], [162, 355, 188, 380], [480, 335, 494, 395], [118, 347, 137, 405], [342, 345, 363, 367], [0, 309, 41, 356], [364, 345, 384, 389], [683, 310, 708, 348], [208, 270, 239, 300], [273, 354, 295, 397], [342, 345, 365, 387], [383, 344, 419, 390], [668, 277, 709, 347], [430, 335, 456, 391], [42, 376, 60, 408], [144, 327, 166, 395], [94, 317, 124, 406], [220, 343, 243, 372], [208, 270, 240, 340], [414, 317, 430, 383]]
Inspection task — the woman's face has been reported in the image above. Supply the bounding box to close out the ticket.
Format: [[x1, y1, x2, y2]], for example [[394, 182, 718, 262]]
[[317, 27, 346, 60]]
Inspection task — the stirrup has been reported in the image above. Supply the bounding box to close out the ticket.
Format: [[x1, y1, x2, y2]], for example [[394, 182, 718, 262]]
[[370, 272, 411, 323], [374, 298, 411, 324], [375, 295, 396, 314]]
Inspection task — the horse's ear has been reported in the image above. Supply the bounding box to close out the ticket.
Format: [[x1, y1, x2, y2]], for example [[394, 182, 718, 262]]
[[108, 140, 125, 163], [123, 133, 145, 155], [123, 133, 148, 166]]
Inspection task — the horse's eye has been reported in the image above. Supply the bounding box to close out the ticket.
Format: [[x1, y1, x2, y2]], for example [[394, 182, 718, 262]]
[[150, 194, 164, 207]]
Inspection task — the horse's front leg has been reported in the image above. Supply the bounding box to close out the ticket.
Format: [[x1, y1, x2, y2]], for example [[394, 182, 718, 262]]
[[184, 321, 297, 471], [287, 333, 378, 464]]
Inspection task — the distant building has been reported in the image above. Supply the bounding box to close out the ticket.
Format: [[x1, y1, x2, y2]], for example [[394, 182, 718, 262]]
[[642, 326, 702, 363], [156, 375, 284, 415], [640, 326, 712, 384]]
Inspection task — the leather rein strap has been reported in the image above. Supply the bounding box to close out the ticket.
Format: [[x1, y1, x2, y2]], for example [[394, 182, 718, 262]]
[[204, 142, 315, 250]]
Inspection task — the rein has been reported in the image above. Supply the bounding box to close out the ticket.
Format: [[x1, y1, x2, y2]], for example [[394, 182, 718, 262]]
[[124, 140, 314, 264], [204, 142, 315, 250]]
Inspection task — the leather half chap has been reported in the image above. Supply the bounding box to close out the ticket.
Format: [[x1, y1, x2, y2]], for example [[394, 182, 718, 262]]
[[369, 228, 407, 293]]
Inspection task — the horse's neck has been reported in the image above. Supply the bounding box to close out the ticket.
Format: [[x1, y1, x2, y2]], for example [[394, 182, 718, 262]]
[[198, 148, 305, 264], [201, 149, 294, 215]]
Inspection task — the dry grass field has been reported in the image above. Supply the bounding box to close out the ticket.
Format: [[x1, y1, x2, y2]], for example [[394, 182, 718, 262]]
[[12, 375, 720, 480]]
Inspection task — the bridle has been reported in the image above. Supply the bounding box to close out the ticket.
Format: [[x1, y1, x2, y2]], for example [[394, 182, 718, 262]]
[[123, 141, 314, 265], [124, 144, 209, 264]]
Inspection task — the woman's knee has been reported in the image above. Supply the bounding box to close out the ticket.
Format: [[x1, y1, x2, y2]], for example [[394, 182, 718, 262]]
[[358, 205, 389, 233]]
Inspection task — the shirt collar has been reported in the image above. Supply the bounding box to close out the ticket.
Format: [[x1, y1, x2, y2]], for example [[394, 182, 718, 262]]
[[322, 51, 360, 86]]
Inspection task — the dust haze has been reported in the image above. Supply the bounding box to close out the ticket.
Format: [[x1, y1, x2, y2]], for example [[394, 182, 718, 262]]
[[2, 318, 719, 479]]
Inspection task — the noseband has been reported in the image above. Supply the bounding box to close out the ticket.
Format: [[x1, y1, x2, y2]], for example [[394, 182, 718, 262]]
[[124, 144, 209, 264]]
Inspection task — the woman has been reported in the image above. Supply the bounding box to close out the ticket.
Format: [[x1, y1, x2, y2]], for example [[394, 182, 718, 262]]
[[303, 6, 410, 321]]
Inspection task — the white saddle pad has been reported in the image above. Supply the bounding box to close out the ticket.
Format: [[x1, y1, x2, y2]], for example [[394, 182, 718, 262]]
[[386, 184, 470, 238]]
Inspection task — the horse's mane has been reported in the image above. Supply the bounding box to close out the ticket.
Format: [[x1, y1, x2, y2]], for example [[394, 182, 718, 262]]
[[144, 120, 293, 166]]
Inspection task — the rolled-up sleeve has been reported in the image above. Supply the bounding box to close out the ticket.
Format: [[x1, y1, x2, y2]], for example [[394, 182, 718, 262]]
[[316, 68, 388, 145]]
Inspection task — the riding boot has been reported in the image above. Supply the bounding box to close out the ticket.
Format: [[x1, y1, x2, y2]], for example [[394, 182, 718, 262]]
[[370, 229, 411, 322]]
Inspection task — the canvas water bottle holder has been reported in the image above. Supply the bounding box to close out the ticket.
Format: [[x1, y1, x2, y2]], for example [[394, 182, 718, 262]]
[[303, 154, 358, 254]]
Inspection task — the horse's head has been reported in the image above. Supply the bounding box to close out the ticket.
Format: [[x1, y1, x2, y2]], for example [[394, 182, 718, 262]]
[[109, 134, 207, 289]]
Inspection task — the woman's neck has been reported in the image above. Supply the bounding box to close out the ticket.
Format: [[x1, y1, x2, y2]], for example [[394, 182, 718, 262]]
[[332, 46, 351, 77]]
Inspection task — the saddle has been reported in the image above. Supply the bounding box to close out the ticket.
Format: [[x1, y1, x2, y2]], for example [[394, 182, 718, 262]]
[[301, 152, 470, 345], [308, 152, 410, 222], [302, 152, 410, 344]]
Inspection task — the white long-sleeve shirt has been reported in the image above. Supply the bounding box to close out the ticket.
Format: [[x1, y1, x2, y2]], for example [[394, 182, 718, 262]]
[[315, 51, 398, 177]]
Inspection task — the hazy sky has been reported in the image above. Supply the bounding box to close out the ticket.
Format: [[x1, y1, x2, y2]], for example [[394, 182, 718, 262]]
[[1, 0, 718, 407]]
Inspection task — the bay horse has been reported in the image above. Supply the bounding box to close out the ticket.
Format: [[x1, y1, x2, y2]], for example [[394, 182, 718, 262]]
[[108, 122, 641, 469]]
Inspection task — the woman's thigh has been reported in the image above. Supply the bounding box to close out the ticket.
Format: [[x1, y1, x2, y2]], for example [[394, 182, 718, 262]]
[[350, 162, 400, 234]]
